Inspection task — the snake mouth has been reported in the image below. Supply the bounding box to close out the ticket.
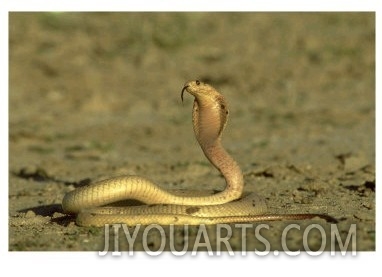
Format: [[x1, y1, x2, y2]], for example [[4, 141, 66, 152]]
[[181, 85, 189, 102]]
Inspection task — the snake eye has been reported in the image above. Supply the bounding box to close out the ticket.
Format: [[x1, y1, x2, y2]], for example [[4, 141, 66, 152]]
[[195, 80, 200, 85]]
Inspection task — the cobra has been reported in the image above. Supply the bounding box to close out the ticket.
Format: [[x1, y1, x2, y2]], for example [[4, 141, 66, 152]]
[[62, 80, 335, 226]]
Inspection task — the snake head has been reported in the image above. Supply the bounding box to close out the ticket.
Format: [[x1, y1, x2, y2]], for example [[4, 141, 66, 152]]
[[181, 80, 228, 111], [181, 80, 217, 102]]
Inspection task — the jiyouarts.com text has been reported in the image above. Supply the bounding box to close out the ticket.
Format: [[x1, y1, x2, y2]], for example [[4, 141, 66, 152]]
[[99, 223, 356, 256]]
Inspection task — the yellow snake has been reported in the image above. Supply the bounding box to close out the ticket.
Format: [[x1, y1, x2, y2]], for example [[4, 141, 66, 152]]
[[62, 80, 334, 226]]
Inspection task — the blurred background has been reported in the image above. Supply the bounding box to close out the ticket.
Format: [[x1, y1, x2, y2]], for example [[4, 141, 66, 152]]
[[9, 12, 375, 168]]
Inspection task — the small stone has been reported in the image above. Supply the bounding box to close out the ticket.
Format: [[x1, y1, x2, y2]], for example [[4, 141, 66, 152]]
[[52, 212, 65, 218], [344, 156, 369, 173], [67, 222, 76, 228], [25, 210, 36, 218]]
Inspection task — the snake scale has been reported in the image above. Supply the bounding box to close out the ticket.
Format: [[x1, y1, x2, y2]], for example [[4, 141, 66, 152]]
[[62, 80, 335, 226]]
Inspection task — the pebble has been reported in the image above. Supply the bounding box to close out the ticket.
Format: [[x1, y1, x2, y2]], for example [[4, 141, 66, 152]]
[[25, 210, 36, 218], [52, 212, 64, 218]]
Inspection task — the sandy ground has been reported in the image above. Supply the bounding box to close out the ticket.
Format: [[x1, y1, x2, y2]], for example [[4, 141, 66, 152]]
[[9, 12, 375, 251]]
